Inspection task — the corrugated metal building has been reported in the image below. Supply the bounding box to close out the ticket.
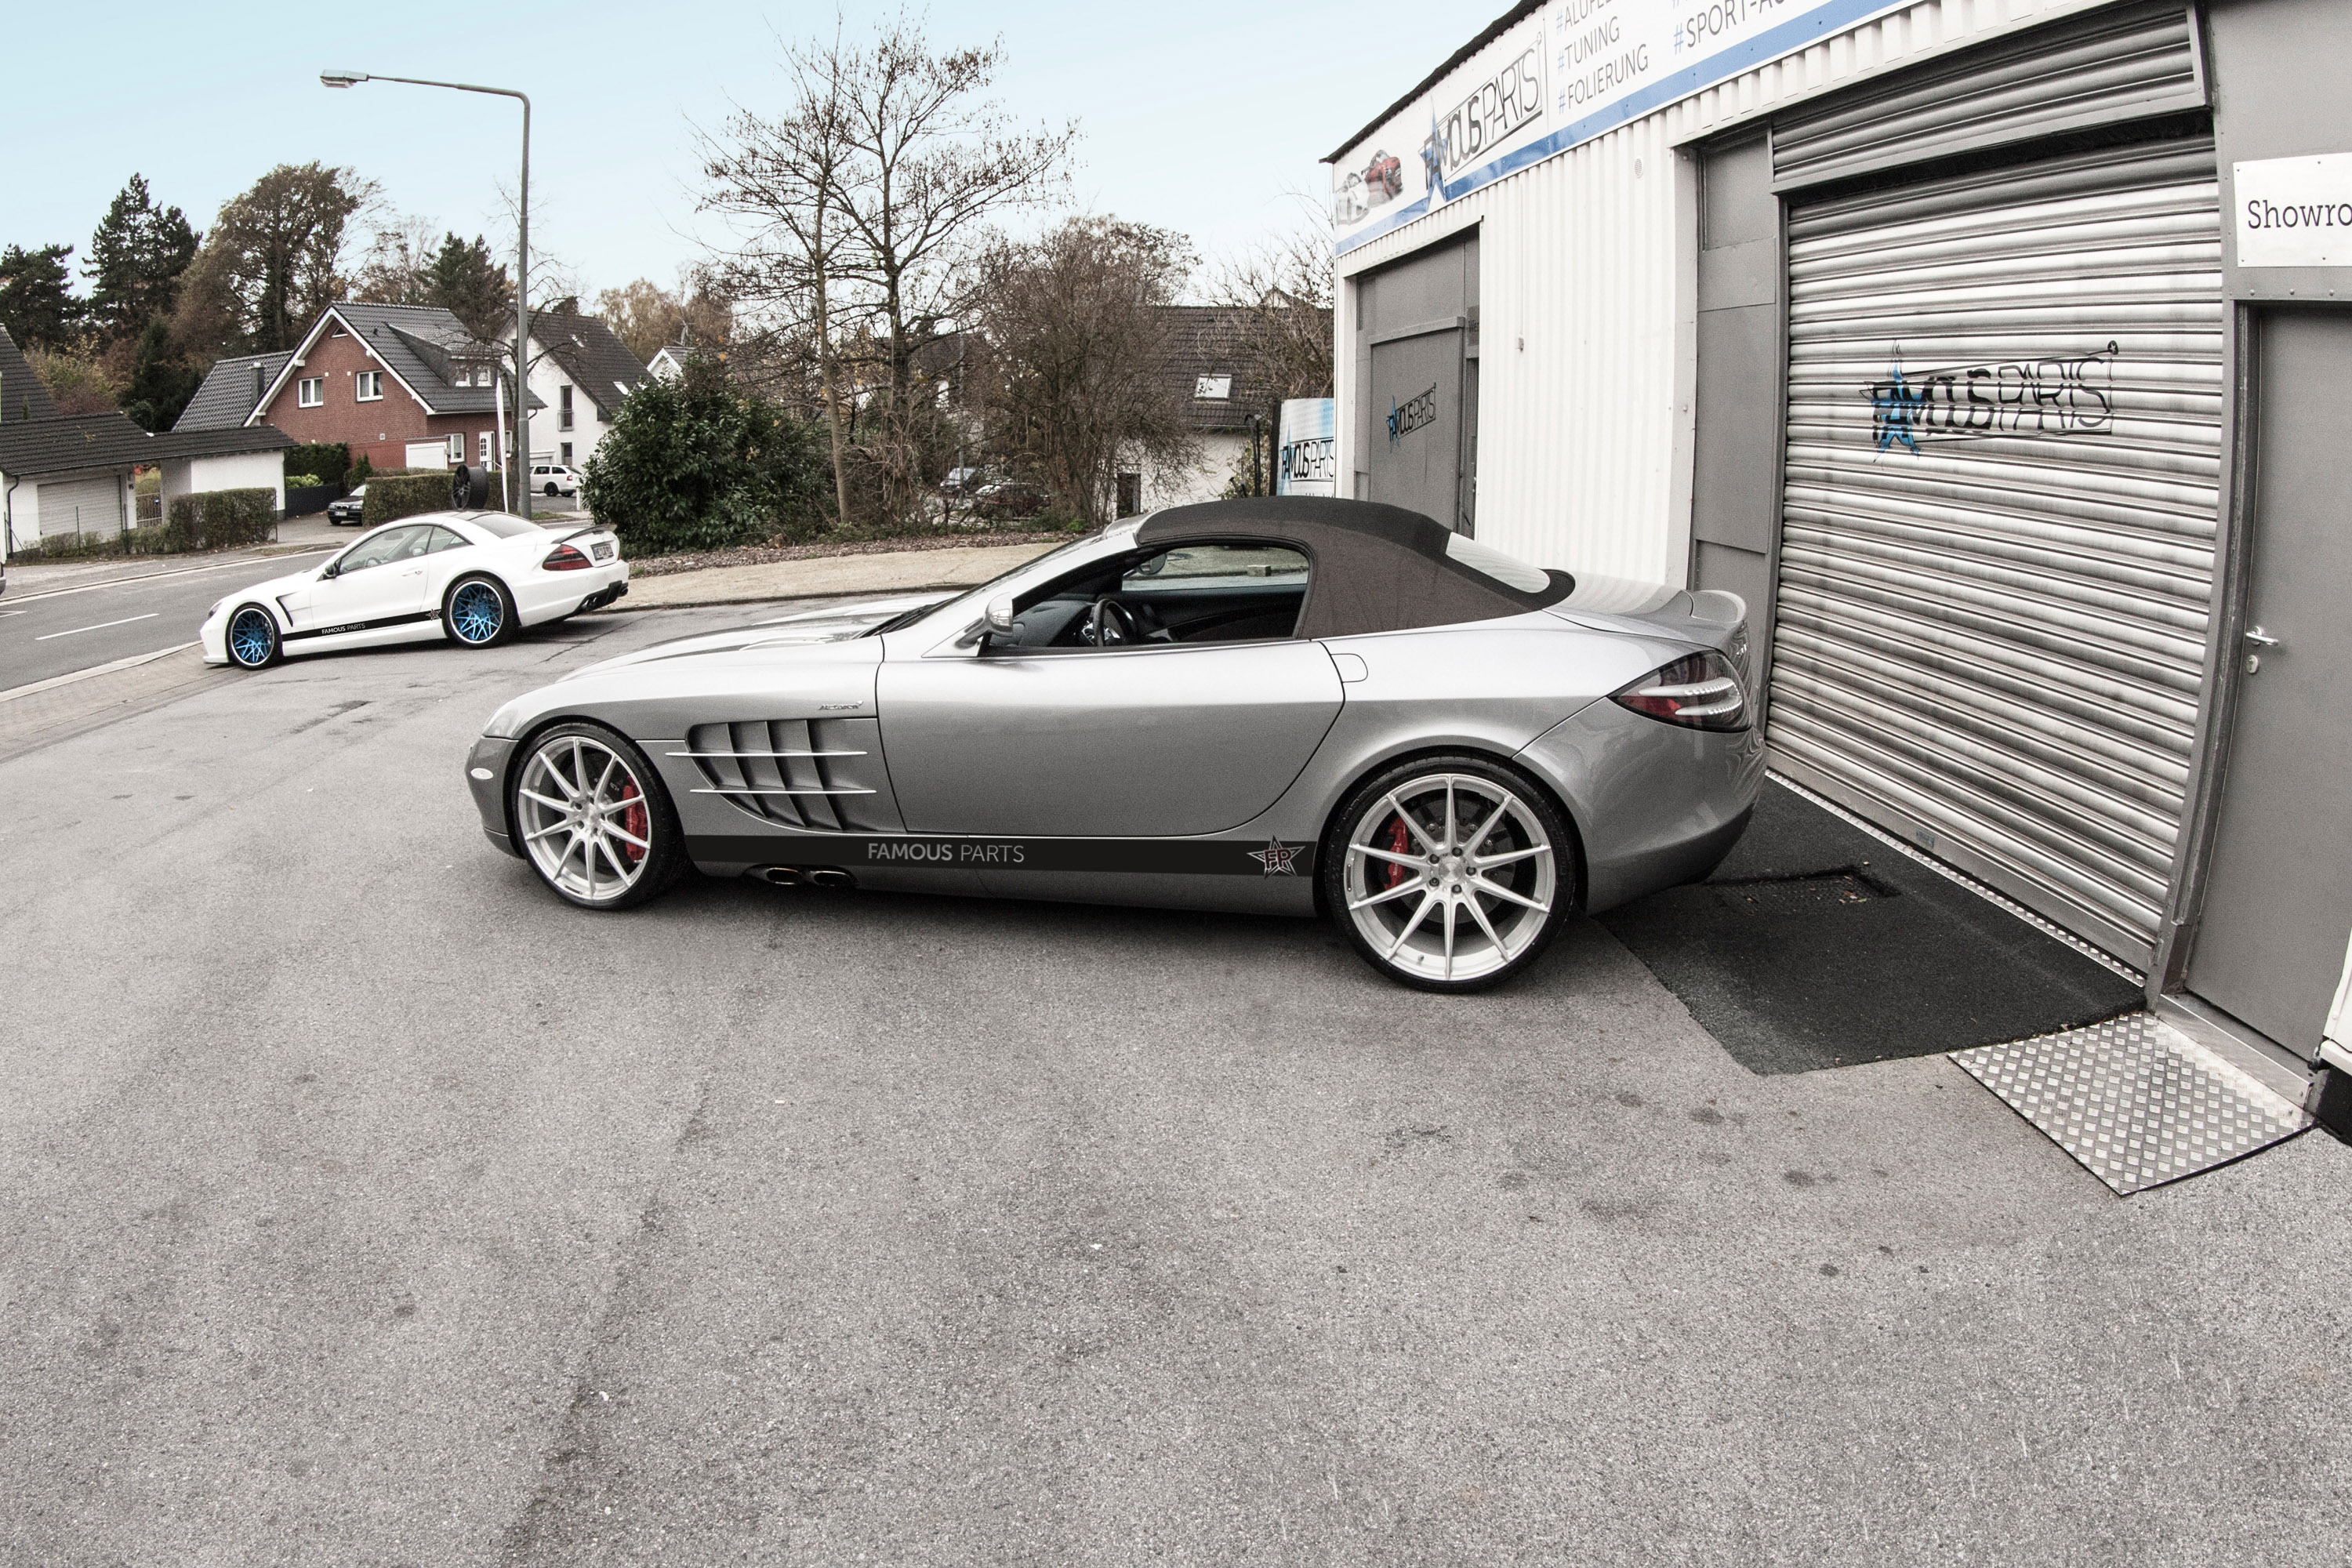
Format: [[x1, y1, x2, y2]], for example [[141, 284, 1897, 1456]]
[[1326, 0, 2352, 1128]]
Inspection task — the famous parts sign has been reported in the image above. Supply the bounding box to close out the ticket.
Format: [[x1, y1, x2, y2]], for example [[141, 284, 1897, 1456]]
[[1329, 0, 1909, 256], [1276, 399, 1338, 497]]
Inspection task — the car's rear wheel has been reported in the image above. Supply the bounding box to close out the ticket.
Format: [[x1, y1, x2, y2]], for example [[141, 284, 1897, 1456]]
[[227, 604, 281, 669], [1322, 755, 1574, 992], [511, 723, 686, 909], [445, 575, 514, 648]]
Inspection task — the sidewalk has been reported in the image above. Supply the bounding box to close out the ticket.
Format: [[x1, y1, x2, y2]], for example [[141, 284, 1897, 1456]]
[[612, 540, 1063, 609]]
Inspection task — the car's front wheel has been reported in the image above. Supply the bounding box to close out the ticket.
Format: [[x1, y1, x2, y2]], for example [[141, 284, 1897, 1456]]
[[226, 604, 281, 669], [444, 575, 514, 648], [1321, 755, 1575, 992], [510, 723, 688, 909], [544, 482, 559, 496]]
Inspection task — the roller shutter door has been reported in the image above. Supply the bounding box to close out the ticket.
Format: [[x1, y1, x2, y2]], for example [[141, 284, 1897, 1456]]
[[1766, 137, 2223, 967], [38, 474, 125, 539]]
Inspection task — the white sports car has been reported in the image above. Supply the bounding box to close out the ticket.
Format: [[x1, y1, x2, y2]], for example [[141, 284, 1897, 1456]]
[[200, 510, 629, 670]]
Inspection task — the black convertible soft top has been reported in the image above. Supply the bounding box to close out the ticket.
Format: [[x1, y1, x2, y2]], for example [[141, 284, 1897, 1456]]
[[1134, 497, 1574, 639]]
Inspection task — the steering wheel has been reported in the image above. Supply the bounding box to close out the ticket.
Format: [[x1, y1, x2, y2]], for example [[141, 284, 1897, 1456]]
[[1087, 595, 1145, 646]]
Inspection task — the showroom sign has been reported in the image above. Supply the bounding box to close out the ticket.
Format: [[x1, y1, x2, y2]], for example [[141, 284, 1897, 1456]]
[[2234, 154, 2352, 267], [1330, 0, 1910, 256]]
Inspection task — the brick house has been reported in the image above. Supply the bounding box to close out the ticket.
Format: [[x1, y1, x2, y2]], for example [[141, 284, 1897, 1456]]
[[219, 302, 540, 475]]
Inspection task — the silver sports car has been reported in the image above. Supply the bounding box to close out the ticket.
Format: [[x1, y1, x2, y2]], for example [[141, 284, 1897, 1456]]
[[464, 499, 1762, 990]]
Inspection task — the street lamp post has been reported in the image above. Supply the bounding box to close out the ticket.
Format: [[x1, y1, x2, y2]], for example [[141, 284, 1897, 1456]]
[[322, 70, 532, 517]]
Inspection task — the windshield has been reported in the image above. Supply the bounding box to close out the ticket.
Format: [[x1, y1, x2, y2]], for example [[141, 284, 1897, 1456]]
[[467, 513, 544, 539]]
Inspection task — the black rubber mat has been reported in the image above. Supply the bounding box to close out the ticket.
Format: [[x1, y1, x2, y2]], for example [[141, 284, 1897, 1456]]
[[1596, 780, 2143, 1075]]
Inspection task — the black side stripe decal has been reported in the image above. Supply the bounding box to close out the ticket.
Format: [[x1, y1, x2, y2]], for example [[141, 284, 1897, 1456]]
[[685, 832, 1315, 878], [282, 609, 441, 643]]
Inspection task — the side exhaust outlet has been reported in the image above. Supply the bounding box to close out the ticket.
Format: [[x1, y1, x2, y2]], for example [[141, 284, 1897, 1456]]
[[807, 869, 855, 889], [760, 866, 804, 886]]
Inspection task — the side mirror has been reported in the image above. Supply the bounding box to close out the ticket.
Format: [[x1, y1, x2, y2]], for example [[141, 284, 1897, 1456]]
[[318, 561, 337, 579], [984, 593, 1018, 636]]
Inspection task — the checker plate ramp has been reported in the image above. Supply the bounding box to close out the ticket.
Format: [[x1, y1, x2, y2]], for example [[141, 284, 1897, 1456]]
[[1951, 1011, 2310, 1196]]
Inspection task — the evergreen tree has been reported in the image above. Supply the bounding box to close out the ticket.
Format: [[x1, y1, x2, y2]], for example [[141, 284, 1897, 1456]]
[[426, 233, 511, 340], [0, 243, 84, 351], [119, 317, 203, 430], [85, 175, 200, 345]]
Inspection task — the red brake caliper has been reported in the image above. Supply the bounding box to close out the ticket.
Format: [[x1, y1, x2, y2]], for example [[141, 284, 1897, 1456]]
[[1380, 815, 1413, 891], [619, 781, 648, 865]]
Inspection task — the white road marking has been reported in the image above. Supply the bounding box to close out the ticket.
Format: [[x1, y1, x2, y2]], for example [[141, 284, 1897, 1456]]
[[35, 612, 160, 641], [2, 548, 334, 607]]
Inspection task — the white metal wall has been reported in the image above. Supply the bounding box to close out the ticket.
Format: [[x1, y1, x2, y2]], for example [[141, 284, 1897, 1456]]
[[1334, 0, 2119, 585]]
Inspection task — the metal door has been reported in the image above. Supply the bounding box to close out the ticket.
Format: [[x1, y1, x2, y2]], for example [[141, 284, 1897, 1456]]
[[1766, 137, 2224, 967], [38, 475, 123, 539], [1356, 230, 1477, 531], [2185, 310, 2352, 1054], [877, 642, 1344, 837], [1368, 328, 1463, 529]]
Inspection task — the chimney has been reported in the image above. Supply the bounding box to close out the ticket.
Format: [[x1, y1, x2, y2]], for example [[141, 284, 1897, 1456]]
[[253, 362, 266, 412]]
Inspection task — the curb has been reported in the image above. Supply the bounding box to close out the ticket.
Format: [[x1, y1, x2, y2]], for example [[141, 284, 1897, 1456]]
[[0, 643, 198, 706]]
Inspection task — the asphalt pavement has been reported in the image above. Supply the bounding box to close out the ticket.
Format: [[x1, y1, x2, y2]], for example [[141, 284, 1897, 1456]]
[[3, 607, 2349, 1566], [2, 544, 337, 688]]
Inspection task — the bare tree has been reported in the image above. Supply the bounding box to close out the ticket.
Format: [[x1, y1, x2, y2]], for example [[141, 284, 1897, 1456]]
[[973, 216, 1197, 527], [828, 19, 1074, 519], [1210, 223, 1338, 471], [696, 31, 864, 525], [350, 212, 441, 306]]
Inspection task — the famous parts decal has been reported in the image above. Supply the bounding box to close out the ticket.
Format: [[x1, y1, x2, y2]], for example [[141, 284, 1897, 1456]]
[[1328, 0, 1911, 253], [1276, 398, 1338, 497]]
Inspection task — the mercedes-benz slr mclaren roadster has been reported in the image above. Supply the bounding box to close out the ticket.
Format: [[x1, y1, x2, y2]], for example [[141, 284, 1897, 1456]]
[[464, 499, 1762, 990]]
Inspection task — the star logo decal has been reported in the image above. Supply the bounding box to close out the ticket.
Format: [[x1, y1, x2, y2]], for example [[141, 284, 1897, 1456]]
[[1250, 838, 1302, 877]]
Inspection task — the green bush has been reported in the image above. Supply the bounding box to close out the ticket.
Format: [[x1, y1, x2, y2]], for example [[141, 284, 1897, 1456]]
[[360, 472, 454, 528], [582, 358, 828, 555], [285, 441, 350, 492], [162, 488, 278, 550], [284, 473, 322, 489]]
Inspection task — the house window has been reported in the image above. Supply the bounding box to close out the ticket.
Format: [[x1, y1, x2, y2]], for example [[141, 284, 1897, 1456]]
[[558, 386, 574, 431], [480, 433, 495, 465], [560, 441, 573, 466], [447, 434, 466, 463], [1195, 374, 1232, 400], [297, 377, 324, 408], [355, 371, 383, 401], [1116, 472, 1142, 517]]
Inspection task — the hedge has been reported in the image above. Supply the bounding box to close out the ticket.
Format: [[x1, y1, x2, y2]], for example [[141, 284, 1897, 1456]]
[[162, 488, 278, 550], [285, 441, 350, 492], [360, 472, 458, 528]]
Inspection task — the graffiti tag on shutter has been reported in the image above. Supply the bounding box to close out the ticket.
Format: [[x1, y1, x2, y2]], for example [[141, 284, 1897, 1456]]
[[1864, 343, 2120, 453]]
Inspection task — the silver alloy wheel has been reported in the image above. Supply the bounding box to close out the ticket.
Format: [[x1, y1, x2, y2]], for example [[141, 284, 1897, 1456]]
[[1341, 771, 1557, 984], [514, 732, 656, 906]]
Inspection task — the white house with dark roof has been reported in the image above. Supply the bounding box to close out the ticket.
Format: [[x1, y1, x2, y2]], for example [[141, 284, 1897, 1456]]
[[501, 303, 650, 475], [2, 326, 296, 557]]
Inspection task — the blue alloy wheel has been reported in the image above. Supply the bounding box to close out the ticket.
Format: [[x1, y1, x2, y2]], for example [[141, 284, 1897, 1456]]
[[450, 580, 505, 645], [228, 606, 277, 668]]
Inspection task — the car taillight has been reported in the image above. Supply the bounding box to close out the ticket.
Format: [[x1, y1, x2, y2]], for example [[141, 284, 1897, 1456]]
[[543, 543, 592, 572], [1611, 652, 1748, 731]]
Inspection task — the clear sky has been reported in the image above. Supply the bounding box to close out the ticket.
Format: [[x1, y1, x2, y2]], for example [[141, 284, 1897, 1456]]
[[4, 0, 1484, 306]]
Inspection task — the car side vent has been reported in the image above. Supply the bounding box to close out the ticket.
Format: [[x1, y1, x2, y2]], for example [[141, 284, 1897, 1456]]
[[674, 718, 888, 831]]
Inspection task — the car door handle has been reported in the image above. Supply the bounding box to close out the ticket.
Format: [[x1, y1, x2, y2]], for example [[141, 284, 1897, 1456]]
[[2243, 626, 2279, 648]]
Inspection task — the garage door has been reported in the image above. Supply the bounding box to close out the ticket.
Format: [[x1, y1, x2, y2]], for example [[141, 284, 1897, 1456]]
[[38, 474, 125, 539], [405, 440, 451, 470], [1766, 137, 2223, 967]]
